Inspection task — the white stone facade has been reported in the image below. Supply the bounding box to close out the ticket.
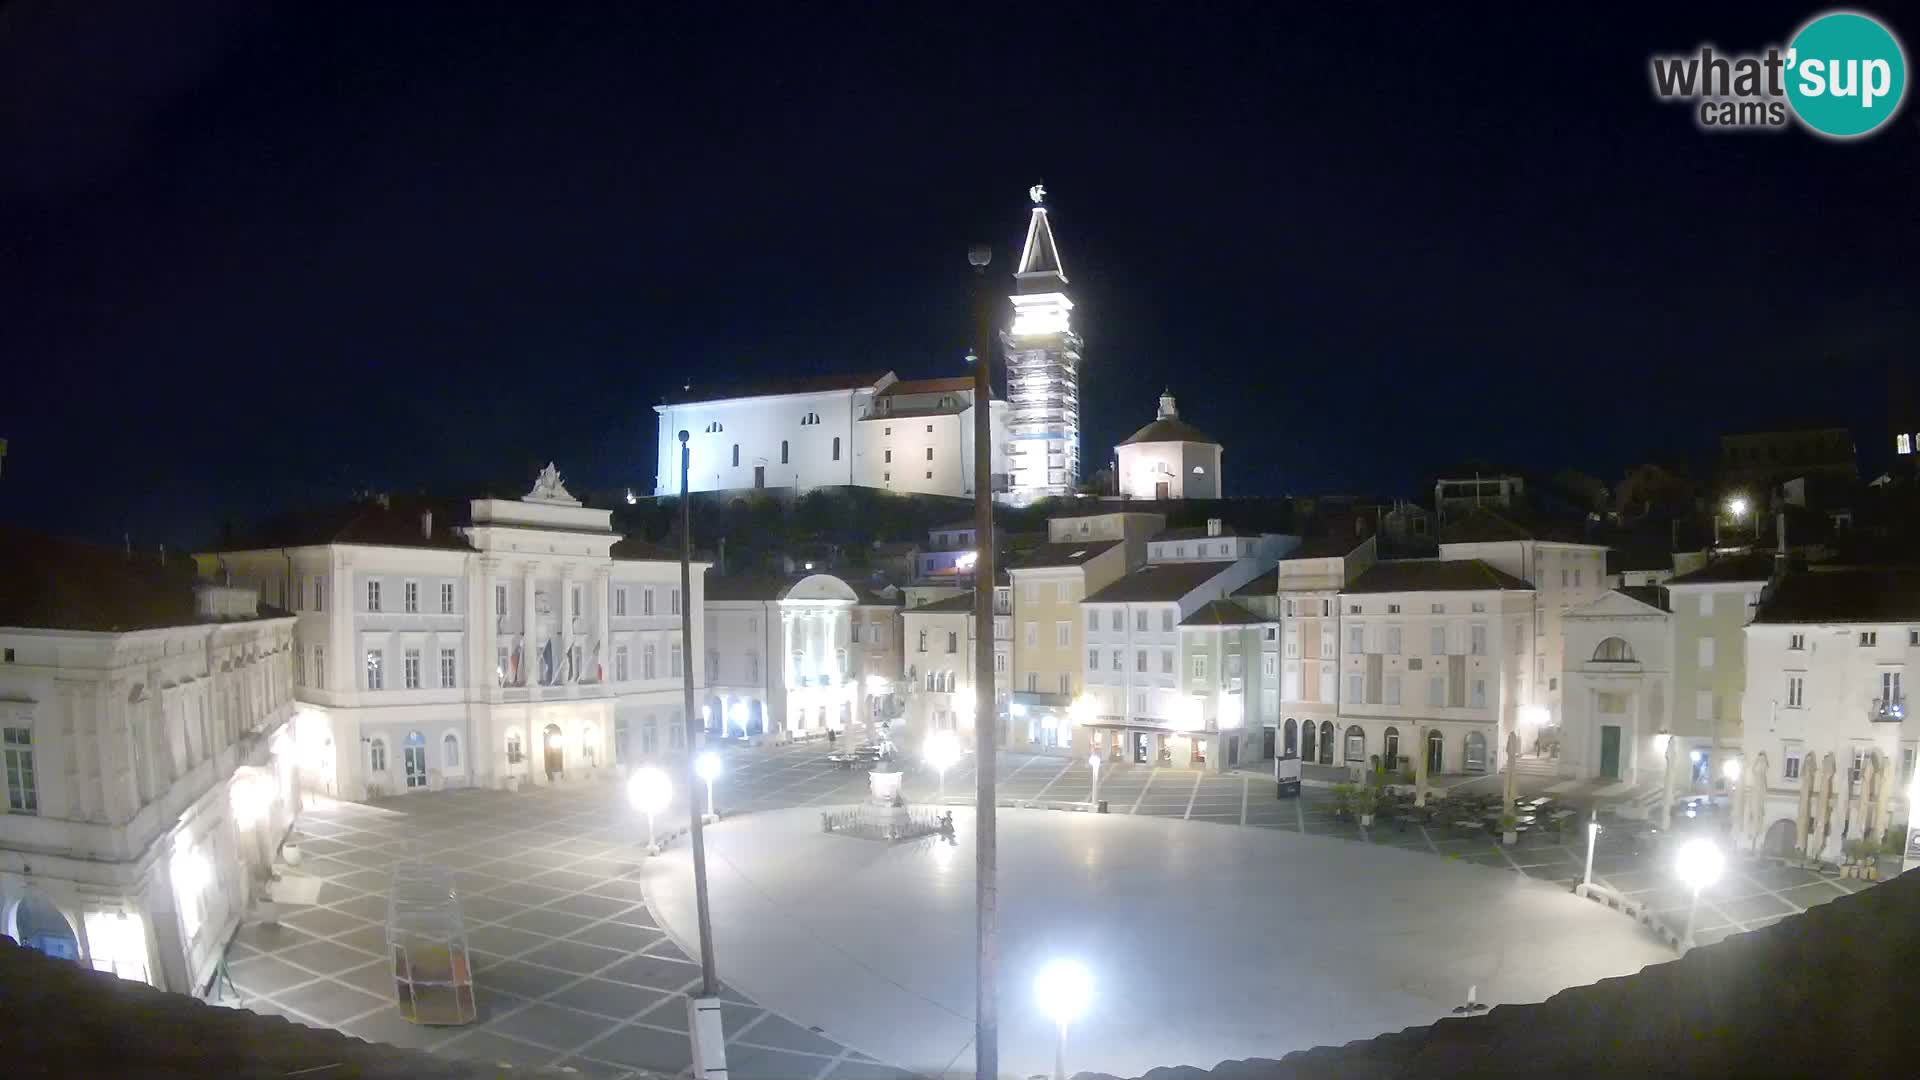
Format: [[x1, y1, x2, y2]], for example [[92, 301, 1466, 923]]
[[1561, 590, 1673, 785], [0, 589, 297, 998], [1114, 393, 1223, 500], [703, 574, 899, 740]]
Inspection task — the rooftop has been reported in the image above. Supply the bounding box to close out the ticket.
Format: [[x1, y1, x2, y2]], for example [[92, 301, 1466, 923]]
[[214, 497, 477, 553], [1438, 507, 1601, 547], [1230, 568, 1277, 598], [0, 527, 283, 633], [1289, 533, 1370, 560], [906, 593, 977, 615], [660, 371, 892, 405], [1118, 415, 1220, 448], [1752, 567, 1920, 624], [1152, 524, 1255, 541], [1009, 539, 1122, 570], [1085, 560, 1241, 603], [1180, 599, 1272, 627], [879, 376, 974, 396], [1664, 552, 1776, 586], [1345, 559, 1534, 594], [1615, 585, 1669, 611]]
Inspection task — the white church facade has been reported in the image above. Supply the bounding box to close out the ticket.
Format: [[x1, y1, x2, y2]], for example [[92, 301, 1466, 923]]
[[1115, 391, 1224, 500], [210, 465, 707, 804]]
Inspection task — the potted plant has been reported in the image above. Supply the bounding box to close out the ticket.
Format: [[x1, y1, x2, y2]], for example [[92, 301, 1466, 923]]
[[1331, 782, 1356, 821], [1500, 812, 1519, 846], [1353, 783, 1379, 828]]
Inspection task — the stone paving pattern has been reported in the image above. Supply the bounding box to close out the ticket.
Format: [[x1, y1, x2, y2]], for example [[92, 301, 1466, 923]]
[[229, 741, 1877, 1077]]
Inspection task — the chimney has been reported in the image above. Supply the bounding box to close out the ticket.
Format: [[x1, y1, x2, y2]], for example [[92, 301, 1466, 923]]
[[421, 509, 434, 540], [1206, 518, 1222, 537]]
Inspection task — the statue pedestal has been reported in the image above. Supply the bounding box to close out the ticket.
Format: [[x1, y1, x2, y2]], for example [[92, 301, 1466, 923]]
[[868, 770, 903, 804]]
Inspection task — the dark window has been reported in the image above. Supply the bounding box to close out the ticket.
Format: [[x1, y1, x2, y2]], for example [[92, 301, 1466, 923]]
[[781, 440, 790, 464], [732, 444, 740, 467], [832, 437, 841, 461]]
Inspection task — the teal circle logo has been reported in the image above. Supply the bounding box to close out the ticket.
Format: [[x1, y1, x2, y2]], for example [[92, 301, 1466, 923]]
[[1786, 11, 1907, 137]]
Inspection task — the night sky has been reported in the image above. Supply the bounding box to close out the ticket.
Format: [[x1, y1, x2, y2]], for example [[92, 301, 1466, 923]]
[[3, 2, 1915, 547]]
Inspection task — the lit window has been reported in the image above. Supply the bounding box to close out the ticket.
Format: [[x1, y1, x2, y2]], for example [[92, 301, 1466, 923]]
[[1900, 433, 1914, 455], [440, 582, 455, 614], [404, 581, 419, 613], [404, 648, 421, 689], [440, 648, 457, 688], [3, 727, 37, 814]]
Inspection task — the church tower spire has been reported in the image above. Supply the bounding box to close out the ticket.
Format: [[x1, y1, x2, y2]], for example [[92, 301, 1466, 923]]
[[1002, 182, 1085, 504]]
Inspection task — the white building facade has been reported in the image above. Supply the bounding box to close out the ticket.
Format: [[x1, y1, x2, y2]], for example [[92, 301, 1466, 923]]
[[1561, 588, 1673, 786], [212, 466, 706, 802], [703, 573, 898, 739], [1, 536, 298, 999], [1114, 392, 1224, 500]]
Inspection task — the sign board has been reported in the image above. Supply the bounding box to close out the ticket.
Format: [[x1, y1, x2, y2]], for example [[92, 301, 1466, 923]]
[[1274, 754, 1302, 799]]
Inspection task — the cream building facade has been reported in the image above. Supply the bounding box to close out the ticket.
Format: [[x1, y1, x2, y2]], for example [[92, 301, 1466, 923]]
[[1661, 554, 1771, 791], [212, 467, 706, 802], [1260, 536, 1376, 763], [1, 530, 298, 999]]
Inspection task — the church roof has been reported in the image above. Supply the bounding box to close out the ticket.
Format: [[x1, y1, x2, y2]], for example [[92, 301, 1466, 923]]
[[1119, 416, 1220, 448], [661, 371, 893, 406]]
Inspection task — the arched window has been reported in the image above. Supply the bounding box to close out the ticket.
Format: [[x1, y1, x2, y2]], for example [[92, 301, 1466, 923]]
[[1318, 721, 1335, 765], [1343, 724, 1366, 763], [1592, 637, 1636, 662], [1425, 729, 1444, 774], [369, 738, 387, 773], [1283, 718, 1298, 757], [781, 440, 790, 464], [831, 436, 841, 461], [731, 444, 740, 467], [1383, 726, 1401, 768], [442, 732, 460, 768], [705, 421, 723, 433]]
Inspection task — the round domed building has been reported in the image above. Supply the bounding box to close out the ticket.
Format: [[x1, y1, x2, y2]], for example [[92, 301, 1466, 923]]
[[1115, 391, 1224, 499]]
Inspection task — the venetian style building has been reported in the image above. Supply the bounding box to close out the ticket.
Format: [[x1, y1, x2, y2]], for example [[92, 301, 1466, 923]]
[[0, 528, 298, 998], [702, 572, 902, 738], [1114, 392, 1224, 500], [1260, 535, 1376, 763], [1002, 183, 1085, 503], [210, 466, 706, 801]]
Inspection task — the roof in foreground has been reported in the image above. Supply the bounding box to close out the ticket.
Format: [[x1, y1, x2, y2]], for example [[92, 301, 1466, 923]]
[[1119, 416, 1220, 447], [1345, 559, 1534, 594], [1085, 560, 1240, 603], [1664, 552, 1776, 585], [1181, 599, 1272, 627], [1084, 870, 1920, 1080], [1753, 567, 1920, 624], [1009, 539, 1122, 570], [0, 527, 278, 633]]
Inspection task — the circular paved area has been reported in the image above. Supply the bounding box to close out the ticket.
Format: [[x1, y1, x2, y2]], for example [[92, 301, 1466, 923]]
[[648, 805, 1674, 1080]]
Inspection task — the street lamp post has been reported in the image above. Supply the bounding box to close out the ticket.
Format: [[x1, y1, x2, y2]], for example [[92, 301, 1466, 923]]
[[628, 766, 671, 853], [925, 730, 962, 801], [1035, 959, 1092, 1080], [677, 430, 727, 1080], [1088, 753, 1102, 808], [1582, 810, 1600, 889], [696, 751, 722, 820], [1675, 837, 1725, 950], [968, 241, 1000, 1080]]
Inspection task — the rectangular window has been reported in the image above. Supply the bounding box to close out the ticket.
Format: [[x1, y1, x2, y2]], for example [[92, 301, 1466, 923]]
[[1860, 631, 1879, 647], [1471, 678, 1487, 708], [3, 727, 36, 815], [1430, 626, 1446, 656], [1161, 648, 1174, 674], [496, 644, 508, 685], [1387, 604, 1401, 615], [439, 648, 457, 688], [1470, 624, 1487, 656], [616, 645, 631, 681], [1193, 655, 1209, 680], [1348, 625, 1365, 655], [885, 449, 893, 463], [1427, 675, 1444, 706], [1057, 582, 1070, 602], [1783, 750, 1802, 780], [1284, 635, 1299, 658], [1262, 654, 1276, 676], [1700, 593, 1714, 617], [992, 651, 1008, 674], [314, 645, 326, 690], [946, 631, 960, 654], [615, 588, 628, 616], [644, 588, 656, 616], [671, 642, 683, 677], [314, 575, 326, 612], [1787, 674, 1805, 708], [367, 580, 382, 612], [1696, 690, 1714, 721], [404, 648, 421, 689], [440, 582, 455, 614], [1384, 674, 1401, 705], [1320, 629, 1335, 659], [1471, 601, 1486, 613], [1346, 672, 1364, 704], [1110, 650, 1122, 672], [1319, 663, 1336, 703], [1136, 610, 1149, 632], [1088, 649, 1099, 671], [1161, 609, 1174, 632], [1574, 569, 1582, 587], [1024, 622, 1037, 647], [1698, 637, 1715, 668], [1560, 569, 1568, 588], [1789, 633, 1805, 650], [294, 647, 306, 686], [570, 586, 582, 617], [1110, 610, 1123, 631], [366, 649, 384, 690], [1087, 610, 1099, 631], [1285, 599, 1295, 617], [1430, 603, 1445, 614], [671, 588, 681, 615], [1058, 673, 1071, 695], [1136, 649, 1148, 672], [1282, 661, 1300, 700], [644, 645, 658, 679], [1056, 621, 1070, 646], [405, 581, 419, 613], [1386, 626, 1402, 655]]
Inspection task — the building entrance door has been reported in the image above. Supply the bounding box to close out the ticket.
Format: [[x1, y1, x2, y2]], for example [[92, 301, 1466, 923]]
[[1262, 726, 1276, 760], [1132, 731, 1150, 764], [544, 723, 564, 780], [403, 745, 428, 789], [1599, 725, 1622, 780], [754, 466, 766, 488], [1155, 481, 1170, 499]]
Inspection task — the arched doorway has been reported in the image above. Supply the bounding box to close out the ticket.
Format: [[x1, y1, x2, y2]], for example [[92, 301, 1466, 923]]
[[1318, 721, 1335, 765], [1282, 718, 1298, 757], [1762, 818, 1798, 857], [1296, 719, 1311, 762], [1426, 729, 1444, 774], [8, 895, 78, 960], [543, 724, 564, 780], [1463, 731, 1488, 773], [1343, 724, 1365, 765], [1383, 727, 1401, 770]]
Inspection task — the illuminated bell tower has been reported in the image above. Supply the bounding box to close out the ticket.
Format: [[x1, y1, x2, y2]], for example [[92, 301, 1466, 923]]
[[1002, 183, 1083, 503]]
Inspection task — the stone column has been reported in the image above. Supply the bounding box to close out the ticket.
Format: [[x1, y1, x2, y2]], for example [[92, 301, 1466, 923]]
[[521, 564, 538, 686], [559, 564, 577, 684], [479, 558, 500, 689], [593, 568, 612, 684]]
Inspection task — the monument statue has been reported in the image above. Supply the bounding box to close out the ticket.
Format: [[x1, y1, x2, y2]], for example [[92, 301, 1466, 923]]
[[525, 462, 581, 505]]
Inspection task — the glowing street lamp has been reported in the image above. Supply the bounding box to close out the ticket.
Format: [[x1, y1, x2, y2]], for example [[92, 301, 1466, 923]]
[[628, 766, 672, 853], [695, 751, 723, 818], [1088, 753, 1103, 808], [1034, 959, 1093, 1080], [1726, 496, 1749, 520], [1675, 837, 1725, 949], [925, 730, 963, 800], [1583, 810, 1600, 888]]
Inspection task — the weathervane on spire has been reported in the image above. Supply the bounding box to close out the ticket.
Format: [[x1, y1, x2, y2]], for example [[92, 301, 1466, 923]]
[[1029, 182, 1046, 205]]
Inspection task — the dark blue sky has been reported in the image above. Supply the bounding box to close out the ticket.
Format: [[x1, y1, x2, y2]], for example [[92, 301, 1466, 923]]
[[3, 2, 1915, 546]]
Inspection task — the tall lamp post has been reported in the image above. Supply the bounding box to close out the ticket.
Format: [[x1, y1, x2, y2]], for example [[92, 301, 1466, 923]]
[[676, 429, 727, 1080], [696, 751, 722, 820], [1582, 809, 1600, 889], [968, 241, 1001, 1080], [1675, 837, 1725, 950], [1035, 959, 1093, 1080]]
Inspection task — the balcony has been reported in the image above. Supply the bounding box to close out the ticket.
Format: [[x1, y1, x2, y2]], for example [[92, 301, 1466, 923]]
[[1869, 696, 1906, 723]]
